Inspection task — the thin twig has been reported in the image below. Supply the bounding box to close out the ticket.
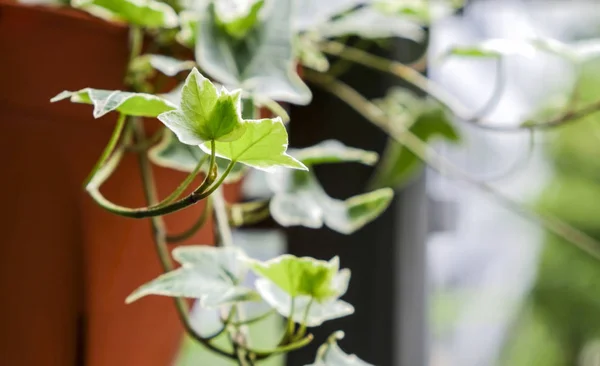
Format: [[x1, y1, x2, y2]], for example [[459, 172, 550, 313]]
[[166, 197, 212, 243], [319, 40, 600, 132], [305, 70, 600, 261]]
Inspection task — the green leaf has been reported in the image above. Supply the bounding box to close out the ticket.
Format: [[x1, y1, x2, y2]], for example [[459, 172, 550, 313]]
[[149, 130, 246, 183], [370, 90, 460, 189], [318, 5, 425, 41], [145, 54, 196, 76], [72, 0, 178, 28], [306, 333, 374, 366], [200, 117, 307, 172], [158, 68, 246, 144], [126, 246, 259, 308], [51, 88, 176, 118], [215, 0, 264, 39], [289, 140, 378, 166], [255, 268, 354, 326], [196, 0, 312, 105], [267, 169, 393, 234], [248, 255, 341, 301]]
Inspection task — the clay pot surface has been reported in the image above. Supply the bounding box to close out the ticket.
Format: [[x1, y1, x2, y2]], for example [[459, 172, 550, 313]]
[[0, 2, 240, 365]]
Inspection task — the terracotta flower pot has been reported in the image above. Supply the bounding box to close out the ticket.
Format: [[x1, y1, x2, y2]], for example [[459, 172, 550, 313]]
[[0, 2, 240, 365]]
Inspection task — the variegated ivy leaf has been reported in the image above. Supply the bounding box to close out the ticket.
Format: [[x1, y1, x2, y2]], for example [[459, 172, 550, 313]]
[[157, 68, 246, 144], [50, 88, 176, 118], [289, 140, 379, 166], [317, 5, 425, 42], [248, 255, 341, 300], [72, 0, 178, 28], [196, 0, 312, 105], [149, 130, 246, 183], [215, 0, 264, 39], [265, 143, 392, 234], [306, 333, 374, 366], [200, 117, 307, 172], [255, 268, 354, 326], [268, 170, 393, 234], [126, 246, 259, 308], [143, 55, 196, 77]]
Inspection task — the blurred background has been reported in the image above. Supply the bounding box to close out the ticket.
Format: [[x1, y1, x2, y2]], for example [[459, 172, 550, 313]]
[[4, 0, 600, 365], [178, 1, 600, 365]]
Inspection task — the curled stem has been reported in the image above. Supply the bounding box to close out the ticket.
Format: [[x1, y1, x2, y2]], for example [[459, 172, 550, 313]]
[[86, 149, 236, 219]]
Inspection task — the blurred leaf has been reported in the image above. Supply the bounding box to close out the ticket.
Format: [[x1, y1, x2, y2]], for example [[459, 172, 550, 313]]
[[289, 139, 379, 166], [306, 332, 374, 366], [72, 0, 178, 28], [248, 255, 341, 300], [149, 130, 246, 183], [215, 0, 264, 39], [126, 246, 259, 308], [318, 5, 425, 42], [268, 169, 393, 234], [196, 0, 312, 105], [294, 0, 364, 31], [176, 11, 200, 47], [51, 88, 176, 118], [255, 269, 354, 326], [374, 0, 464, 24], [200, 117, 307, 172], [371, 90, 460, 189], [158, 68, 246, 144], [443, 39, 538, 60], [443, 37, 600, 63], [144, 55, 196, 76]]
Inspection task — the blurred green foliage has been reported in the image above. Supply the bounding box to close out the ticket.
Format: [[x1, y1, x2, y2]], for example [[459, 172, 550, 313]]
[[501, 60, 600, 365]]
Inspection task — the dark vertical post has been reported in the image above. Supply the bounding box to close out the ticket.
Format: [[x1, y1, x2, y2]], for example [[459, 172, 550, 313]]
[[286, 38, 428, 366]]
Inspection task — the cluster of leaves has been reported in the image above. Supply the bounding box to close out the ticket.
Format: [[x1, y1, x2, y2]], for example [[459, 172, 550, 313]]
[[45, 0, 463, 364]]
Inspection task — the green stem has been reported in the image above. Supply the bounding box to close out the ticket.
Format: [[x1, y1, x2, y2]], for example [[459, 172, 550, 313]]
[[157, 155, 207, 207], [305, 70, 600, 262], [230, 309, 275, 327], [295, 299, 314, 340], [229, 200, 271, 227], [83, 113, 126, 187], [131, 119, 235, 360], [126, 127, 164, 152], [253, 334, 314, 360], [85, 160, 236, 219], [166, 197, 212, 243]]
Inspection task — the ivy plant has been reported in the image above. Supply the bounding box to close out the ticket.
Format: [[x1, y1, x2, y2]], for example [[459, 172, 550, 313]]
[[41, 0, 600, 364]]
